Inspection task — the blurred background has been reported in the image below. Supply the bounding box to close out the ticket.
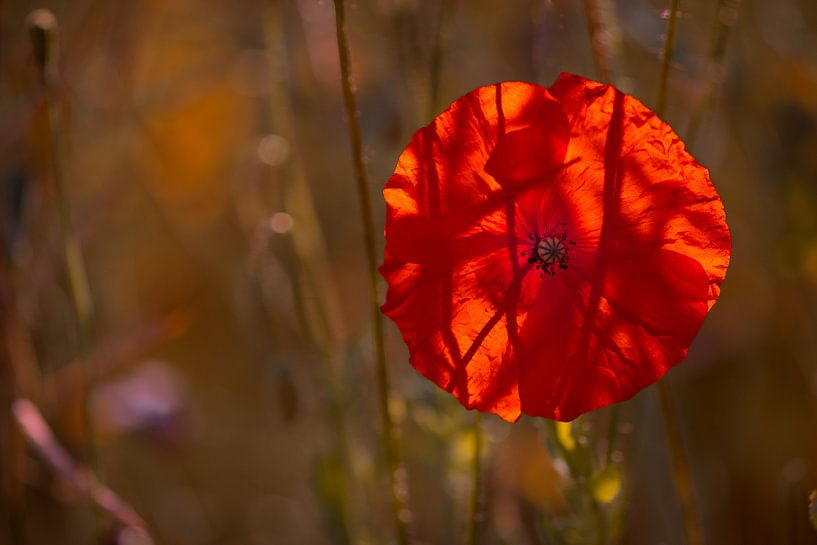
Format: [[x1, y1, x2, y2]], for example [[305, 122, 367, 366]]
[[1, 0, 817, 544]]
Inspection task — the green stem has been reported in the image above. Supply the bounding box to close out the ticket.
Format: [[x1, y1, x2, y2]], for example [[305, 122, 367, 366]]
[[332, 2, 409, 544], [547, 419, 608, 545], [656, 0, 681, 116], [657, 382, 703, 545], [604, 405, 619, 468], [465, 412, 482, 545]]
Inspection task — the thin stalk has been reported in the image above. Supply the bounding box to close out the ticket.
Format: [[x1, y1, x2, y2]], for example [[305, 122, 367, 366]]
[[685, 0, 742, 146], [582, 0, 624, 518], [583, 0, 612, 83], [51, 309, 191, 401], [332, 2, 409, 545], [428, 0, 454, 119], [590, 495, 607, 545], [656, 0, 681, 116], [657, 382, 703, 545], [428, 5, 488, 542], [263, 4, 361, 540], [655, 3, 705, 543], [604, 405, 619, 468], [545, 419, 607, 545], [465, 412, 482, 545], [28, 10, 99, 475]]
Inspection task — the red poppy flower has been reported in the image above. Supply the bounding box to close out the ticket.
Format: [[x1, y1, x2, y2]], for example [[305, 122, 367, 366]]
[[380, 73, 731, 422]]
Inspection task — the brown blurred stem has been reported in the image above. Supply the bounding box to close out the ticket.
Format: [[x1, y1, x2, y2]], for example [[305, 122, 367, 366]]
[[332, 2, 410, 544], [655, 3, 705, 544], [428, 0, 454, 118], [465, 412, 483, 545], [685, 0, 742, 146], [657, 382, 703, 545], [428, 5, 487, 542], [583, 0, 612, 83], [263, 3, 361, 543], [29, 11, 99, 474], [581, 8, 622, 540], [656, 0, 681, 116], [604, 405, 619, 468], [548, 419, 607, 545], [49, 308, 193, 403], [0, 279, 24, 543]]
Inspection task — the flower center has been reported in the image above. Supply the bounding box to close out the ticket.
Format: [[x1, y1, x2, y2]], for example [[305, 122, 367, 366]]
[[522, 223, 575, 277], [536, 237, 567, 264]]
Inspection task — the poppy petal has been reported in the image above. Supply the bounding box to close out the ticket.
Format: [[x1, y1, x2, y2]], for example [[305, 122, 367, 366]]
[[516, 248, 710, 421], [549, 73, 731, 304], [483, 98, 569, 186], [384, 82, 570, 266], [380, 248, 524, 421]]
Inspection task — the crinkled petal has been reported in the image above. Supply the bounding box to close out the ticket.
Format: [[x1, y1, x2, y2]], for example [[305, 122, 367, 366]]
[[516, 248, 710, 421], [380, 248, 524, 421], [509, 75, 731, 420], [549, 73, 731, 305], [384, 82, 569, 265]]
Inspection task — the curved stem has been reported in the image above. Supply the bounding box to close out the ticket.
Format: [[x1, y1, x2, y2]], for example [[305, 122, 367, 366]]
[[332, 2, 409, 544]]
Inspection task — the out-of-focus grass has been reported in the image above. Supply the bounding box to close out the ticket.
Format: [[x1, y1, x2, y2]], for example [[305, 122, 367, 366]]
[[1, 1, 817, 544]]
